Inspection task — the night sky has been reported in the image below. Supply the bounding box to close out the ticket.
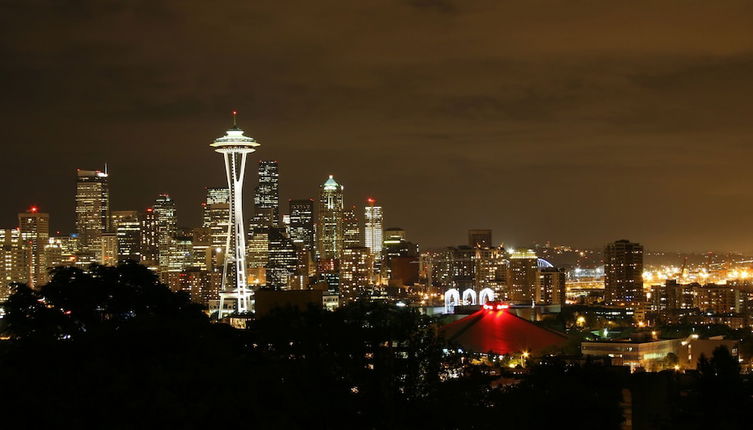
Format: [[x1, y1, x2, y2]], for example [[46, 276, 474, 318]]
[[4, 1, 753, 252]]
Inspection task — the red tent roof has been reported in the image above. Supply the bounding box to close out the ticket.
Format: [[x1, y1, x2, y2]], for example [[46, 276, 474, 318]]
[[439, 308, 568, 355]]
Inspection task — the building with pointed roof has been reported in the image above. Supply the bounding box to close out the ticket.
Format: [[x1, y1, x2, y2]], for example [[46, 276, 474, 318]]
[[440, 306, 567, 355]]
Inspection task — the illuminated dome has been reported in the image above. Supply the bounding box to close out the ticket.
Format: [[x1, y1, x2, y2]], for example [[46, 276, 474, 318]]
[[537, 258, 554, 269]]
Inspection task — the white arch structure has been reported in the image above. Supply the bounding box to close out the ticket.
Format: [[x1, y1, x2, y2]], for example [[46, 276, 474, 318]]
[[444, 289, 460, 313], [462, 288, 477, 305], [478, 288, 495, 305]]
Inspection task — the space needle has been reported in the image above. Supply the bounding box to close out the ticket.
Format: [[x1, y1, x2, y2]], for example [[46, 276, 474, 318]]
[[211, 111, 260, 317]]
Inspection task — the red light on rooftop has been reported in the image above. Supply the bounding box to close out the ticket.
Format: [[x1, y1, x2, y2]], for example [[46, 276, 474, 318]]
[[367, 197, 376, 204], [29, 206, 38, 213], [146, 208, 153, 213]]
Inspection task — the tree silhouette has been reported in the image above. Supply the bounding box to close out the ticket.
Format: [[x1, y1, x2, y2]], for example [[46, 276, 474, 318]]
[[0, 263, 633, 428], [3, 262, 205, 340]]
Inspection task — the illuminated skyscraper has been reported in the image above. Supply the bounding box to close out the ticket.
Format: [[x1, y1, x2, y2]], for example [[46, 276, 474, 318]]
[[364, 198, 383, 258], [0, 228, 24, 300], [190, 226, 212, 271], [166, 231, 194, 273], [75, 168, 109, 255], [100, 232, 118, 266], [250, 160, 279, 232], [474, 247, 507, 292], [289, 199, 315, 283], [343, 207, 361, 249], [111, 210, 141, 262], [316, 175, 344, 267], [340, 246, 371, 304], [508, 249, 539, 304], [140, 207, 159, 268], [289, 199, 314, 249], [45, 234, 78, 269], [538, 267, 566, 305], [604, 239, 644, 306], [382, 228, 419, 284], [202, 187, 230, 251], [153, 194, 177, 273], [266, 227, 297, 290], [246, 231, 268, 286], [18, 206, 49, 287], [211, 112, 260, 316]]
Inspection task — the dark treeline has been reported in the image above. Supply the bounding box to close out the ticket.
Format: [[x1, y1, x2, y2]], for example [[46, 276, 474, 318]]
[[0, 263, 750, 429]]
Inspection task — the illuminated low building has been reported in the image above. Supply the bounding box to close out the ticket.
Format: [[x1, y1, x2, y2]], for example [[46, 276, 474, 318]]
[[581, 339, 681, 370], [582, 336, 739, 371]]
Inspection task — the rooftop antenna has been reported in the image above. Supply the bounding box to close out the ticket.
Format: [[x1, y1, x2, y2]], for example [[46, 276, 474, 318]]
[[104, 162, 108, 175], [232, 110, 238, 128]]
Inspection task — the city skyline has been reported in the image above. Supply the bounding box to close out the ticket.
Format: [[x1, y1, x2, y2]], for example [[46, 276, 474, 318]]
[[4, 3, 753, 427], [8, 159, 753, 255], [5, 2, 753, 252]]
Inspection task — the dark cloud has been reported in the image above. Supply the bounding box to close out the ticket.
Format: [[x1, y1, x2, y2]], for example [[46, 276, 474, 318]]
[[3, 0, 753, 252]]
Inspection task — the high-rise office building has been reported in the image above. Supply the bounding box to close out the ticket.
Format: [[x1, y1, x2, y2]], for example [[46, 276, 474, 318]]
[[364, 198, 383, 258], [45, 235, 78, 269], [246, 231, 268, 287], [468, 229, 492, 248], [508, 249, 539, 304], [202, 187, 230, 252], [604, 239, 644, 306], [190, 227, 211, 271], [340, 246, 371, 304], [0, 228, 24, 300], [153, 194, 177, 272], [75, 169, 109, 254], [317, 175, 344, 269], [111, 210, 141, 262], [289, 199, 314, 249], [100, 232, 118, 266], [250, 160, 280, 232], [206, 187, 230, 205], [166, 232, 194, 273], [474, 247, 507, 292], [266, 227, 297, 290], [538, 267, 566, 305], [343, 207, 361, 249], [211, 113, 260, 315], [383, 227, 406, 242], [382, 228, 419, 285], [18, 206, 49, 287], [140, 207, 159, 268]]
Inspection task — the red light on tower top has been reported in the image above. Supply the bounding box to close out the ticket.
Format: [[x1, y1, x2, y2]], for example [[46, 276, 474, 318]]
[[29, 206, 38, 213], [367, 197, 376, 205]]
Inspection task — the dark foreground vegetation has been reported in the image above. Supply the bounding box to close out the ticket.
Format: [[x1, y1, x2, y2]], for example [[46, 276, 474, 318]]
[[0, 263, 751, 429]]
